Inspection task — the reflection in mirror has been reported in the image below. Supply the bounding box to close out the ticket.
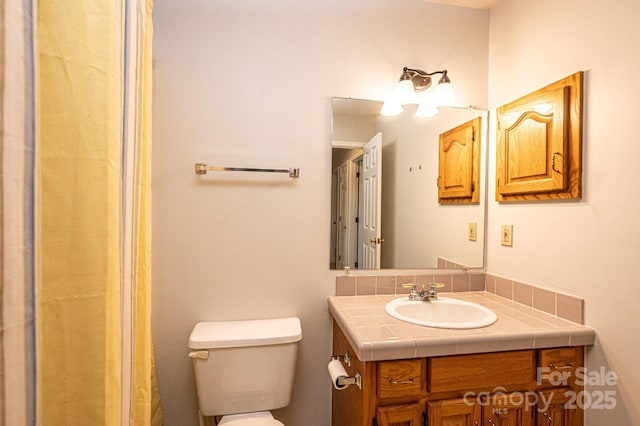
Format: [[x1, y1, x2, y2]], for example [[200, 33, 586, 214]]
[[330, 97, 487, 270]]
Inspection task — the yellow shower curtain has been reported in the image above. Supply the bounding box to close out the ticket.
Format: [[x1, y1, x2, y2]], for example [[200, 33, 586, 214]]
[[1, 0, 37, 424], [35, 0, 162, 424]]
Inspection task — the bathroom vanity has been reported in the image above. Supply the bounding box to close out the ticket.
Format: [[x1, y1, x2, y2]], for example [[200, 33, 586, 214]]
[[328, 293, 595, 426]]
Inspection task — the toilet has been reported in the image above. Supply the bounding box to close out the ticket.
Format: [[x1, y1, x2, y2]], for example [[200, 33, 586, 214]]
[[188, 317, 303, 426]]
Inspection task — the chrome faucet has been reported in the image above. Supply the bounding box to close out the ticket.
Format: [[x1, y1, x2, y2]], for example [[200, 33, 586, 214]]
[[403, 283, 444, 301]]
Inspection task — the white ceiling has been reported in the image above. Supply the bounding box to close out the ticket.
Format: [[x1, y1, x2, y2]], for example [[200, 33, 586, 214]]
[[424, 0, 498, 10]]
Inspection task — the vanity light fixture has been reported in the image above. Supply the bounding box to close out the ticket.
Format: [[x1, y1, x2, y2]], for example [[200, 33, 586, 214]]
[[381, 66, 456, 117]]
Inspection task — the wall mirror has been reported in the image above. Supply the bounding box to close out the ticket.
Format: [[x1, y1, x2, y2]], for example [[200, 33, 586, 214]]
[[330, 97, 488, 270]]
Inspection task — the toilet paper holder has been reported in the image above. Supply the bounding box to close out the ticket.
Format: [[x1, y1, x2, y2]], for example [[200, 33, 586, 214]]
[[330, 356, 362, 390], [336, 369, 362, 390]]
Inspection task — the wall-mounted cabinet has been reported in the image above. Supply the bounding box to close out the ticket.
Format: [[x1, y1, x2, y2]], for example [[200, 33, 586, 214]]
[[496, 72, 583, 201], [438, 117, 482, 204]]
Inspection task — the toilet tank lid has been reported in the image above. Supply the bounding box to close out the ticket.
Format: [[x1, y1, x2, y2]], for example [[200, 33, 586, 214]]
[[188, 317, 302, 349]]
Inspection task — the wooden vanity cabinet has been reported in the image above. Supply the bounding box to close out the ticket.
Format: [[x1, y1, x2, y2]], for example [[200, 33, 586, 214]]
[[332, 321, 584, 426]]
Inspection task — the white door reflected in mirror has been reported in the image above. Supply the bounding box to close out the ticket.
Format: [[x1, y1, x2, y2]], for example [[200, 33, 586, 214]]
[[361, 132, 382, 269]]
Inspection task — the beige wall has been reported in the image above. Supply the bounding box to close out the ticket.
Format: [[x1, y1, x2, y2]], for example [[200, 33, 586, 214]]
[[332, 112, 377, 143], [151, 1, 488, 424], [486, 0, 640, 423], [153, 0, 640, 423]]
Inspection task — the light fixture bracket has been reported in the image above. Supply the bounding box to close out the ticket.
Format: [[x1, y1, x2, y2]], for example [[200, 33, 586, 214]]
[[401, 67, 449, 92], [382, 66, 455, 116]]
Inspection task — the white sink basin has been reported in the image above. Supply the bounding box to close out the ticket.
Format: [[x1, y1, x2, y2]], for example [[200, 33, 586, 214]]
[[385, 297, 497, 329]]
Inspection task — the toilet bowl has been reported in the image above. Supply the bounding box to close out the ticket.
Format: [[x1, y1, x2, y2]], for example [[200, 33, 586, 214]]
[[188, 317, 302, 426]]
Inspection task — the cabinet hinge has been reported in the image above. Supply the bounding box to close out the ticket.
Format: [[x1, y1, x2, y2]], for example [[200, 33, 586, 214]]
[[422, 412, 427, 426], [355, 216, 359, 223], [372, 418, 378, 426], [356, 172, 360, 178], [355, 261, 359, 268], [471, 181, 475, 192]]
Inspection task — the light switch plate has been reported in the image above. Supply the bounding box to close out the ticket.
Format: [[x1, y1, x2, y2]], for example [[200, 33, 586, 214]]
[[501, 225, 513, 247], [468, 223, 477, 241]]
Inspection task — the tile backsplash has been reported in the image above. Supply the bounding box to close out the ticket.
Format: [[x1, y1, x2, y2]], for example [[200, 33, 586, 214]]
[[484, 273, 584, 324], [335, 271, 485, 296], [335, 271, 584, 325]]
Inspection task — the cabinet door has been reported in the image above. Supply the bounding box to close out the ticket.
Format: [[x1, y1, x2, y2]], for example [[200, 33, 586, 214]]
[[428, 398, 481, 426], [483, 392, 534, 426], [537, 388, 579, 426], [376, 403, 423, 426], [497, 87, 568, 196], [495, 71, 583, 201], [438, 117, 481, 204]]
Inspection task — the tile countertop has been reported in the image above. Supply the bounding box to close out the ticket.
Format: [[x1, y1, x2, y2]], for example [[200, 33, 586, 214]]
[[328, 292, 596, 362]]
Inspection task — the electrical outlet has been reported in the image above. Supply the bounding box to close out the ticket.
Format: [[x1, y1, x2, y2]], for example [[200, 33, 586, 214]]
[[501, 225, 513, 247], [468, 223, 477, 241]]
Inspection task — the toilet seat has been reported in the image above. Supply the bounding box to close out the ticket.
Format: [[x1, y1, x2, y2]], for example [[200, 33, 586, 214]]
[[218, 412, 284, 426]]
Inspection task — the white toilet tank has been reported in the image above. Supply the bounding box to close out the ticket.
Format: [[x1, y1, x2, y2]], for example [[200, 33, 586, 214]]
[[188, 317, 302, 417]]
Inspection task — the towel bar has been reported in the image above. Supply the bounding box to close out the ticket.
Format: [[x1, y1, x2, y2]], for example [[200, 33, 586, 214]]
[[195, 163, 300, 178]]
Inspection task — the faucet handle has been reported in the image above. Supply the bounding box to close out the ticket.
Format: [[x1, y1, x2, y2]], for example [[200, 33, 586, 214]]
[[426, 283, 445, 299], [402, 283, 418, 299]]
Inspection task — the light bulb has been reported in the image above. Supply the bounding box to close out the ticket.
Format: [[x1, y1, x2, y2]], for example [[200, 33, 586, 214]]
[[415, 87, 439, 117], [435, 81, 455, 106], [381, 100, 403, 116], [396, 79, 416, 105], [416, 102, 438, 118]]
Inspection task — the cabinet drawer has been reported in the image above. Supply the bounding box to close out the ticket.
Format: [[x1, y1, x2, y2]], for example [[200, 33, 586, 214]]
[[538, 347, 580, 385], [539, 347, 579, 370], [378, 359, 425, 399], [429, 350, 535, 393]]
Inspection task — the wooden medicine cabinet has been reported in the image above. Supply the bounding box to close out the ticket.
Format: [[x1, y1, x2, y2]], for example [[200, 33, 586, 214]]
[[437, 116, 482, 204], [496, 71, 583, 201]]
